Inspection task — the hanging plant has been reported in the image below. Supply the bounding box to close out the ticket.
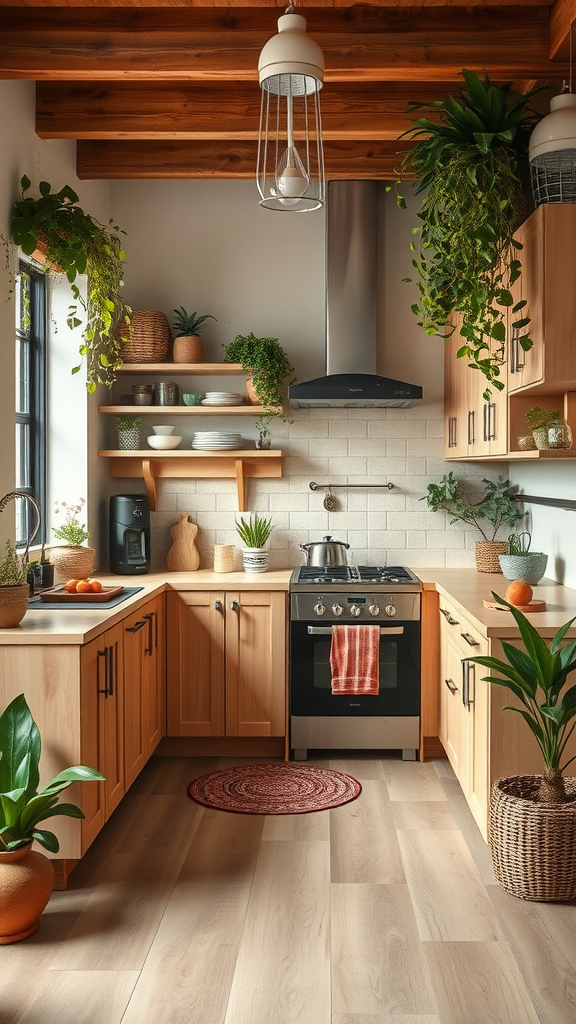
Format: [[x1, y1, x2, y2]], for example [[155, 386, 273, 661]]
[[398, 70, 543, 396], [9, 175, 131, 393], [222, 332, 295, 429]]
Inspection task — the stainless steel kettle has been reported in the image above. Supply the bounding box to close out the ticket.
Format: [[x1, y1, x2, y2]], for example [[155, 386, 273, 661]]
[[300, 535, 350, 567]]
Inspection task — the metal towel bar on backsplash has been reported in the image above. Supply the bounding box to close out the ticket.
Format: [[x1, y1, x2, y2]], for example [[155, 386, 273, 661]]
[[309, 482, 395, 491]]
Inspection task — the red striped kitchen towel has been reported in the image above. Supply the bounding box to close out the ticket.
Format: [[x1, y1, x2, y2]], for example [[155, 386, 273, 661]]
[[330, 624, 380, 696]]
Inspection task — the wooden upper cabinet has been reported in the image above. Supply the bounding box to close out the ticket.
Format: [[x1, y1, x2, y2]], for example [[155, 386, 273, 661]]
[[444, 317, 508, 460], [444, 319, 469, 458], [508, 209, 544, 392]]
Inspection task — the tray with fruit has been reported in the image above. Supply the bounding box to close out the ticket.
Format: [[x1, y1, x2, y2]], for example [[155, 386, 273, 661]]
[[39, 579, 124, 603]]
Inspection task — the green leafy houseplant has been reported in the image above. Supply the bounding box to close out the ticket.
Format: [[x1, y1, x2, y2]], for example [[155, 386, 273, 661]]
[[235, 512, 274, 548], [223, 333, 295, 427], [172, 307, 216, 337], [0, 693, 104, 852], [52, 498, 90, 546], [525, 406, 560, 435], [116, 415, 142, 432], [399, 70, 542, 396], [422, 472, 526, 542], [0, 541, 27, 586], [468, 595, 576, 804], [10, 176, 131, 393]]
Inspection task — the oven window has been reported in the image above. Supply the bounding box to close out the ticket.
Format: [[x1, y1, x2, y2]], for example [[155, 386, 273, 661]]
[[312, 639, 397, 691]]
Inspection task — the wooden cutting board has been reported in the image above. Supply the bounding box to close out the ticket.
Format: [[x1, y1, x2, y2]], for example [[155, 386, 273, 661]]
[[483, 598, 547, 612], [167, 512, 200, 571]]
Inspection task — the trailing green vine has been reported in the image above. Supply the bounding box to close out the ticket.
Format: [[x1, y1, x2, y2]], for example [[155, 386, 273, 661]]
[[10, 176, 131, 392], [398, 71, 543, 397]]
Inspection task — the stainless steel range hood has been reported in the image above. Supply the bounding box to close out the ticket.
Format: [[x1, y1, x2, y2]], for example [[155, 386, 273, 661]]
[[288, 180, 423, 409]]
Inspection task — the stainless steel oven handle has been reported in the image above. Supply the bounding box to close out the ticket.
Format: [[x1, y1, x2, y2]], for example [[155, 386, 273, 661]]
[[307, 625, 404, 635]]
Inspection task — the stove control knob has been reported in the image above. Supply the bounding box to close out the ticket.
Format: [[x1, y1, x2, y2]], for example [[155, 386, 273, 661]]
[[350, 604, 362, 617], [369, 603, 380, 617], [332, 603, 343, 617], [385, 603, 397, 617], [314, 602, 325, 617]]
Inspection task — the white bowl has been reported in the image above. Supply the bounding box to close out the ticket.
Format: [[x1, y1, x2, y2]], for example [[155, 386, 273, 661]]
[[152, 425, 175, 435], [147, 435, 182, 450]]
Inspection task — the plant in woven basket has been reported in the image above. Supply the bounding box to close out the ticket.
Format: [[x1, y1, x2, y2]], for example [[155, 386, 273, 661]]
[[9, 176, 131, 392], [172, 307, 216, 337], [468, 594, 576, 803], [398, 70, 542, 397], [52, 498, 89, 546], [223, 333, 295, 424], [422, 473, 526, 541], [0, 541, 27, 586]]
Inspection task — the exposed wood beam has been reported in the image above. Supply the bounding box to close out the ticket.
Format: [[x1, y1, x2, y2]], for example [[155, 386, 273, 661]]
[[0, 0, 555, 6], [76, 139, 415, 179], [0, 7, 564, 82], [37, 81, 460, 141], [550, 0, 576, 60]]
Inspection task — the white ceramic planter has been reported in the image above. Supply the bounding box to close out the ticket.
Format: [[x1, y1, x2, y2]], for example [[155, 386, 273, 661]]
[[498, 552, 548, 585], [242, 547, 268, 573]]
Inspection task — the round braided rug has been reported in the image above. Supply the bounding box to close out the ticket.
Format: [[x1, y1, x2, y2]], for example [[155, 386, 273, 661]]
[[187, 763, 362, 815]]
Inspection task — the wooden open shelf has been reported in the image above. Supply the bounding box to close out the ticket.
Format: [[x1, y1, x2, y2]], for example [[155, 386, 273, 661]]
[[99, 405, 281, 416], [115, 362, 246, 375], [448, 448, 576, 462], [99, 449, 283, 511]]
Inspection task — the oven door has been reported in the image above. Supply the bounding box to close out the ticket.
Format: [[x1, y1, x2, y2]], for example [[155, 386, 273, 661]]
[[290, 620, 420, 717]]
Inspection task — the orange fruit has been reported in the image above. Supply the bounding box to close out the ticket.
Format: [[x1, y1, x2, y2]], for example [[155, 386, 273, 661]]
[[505, 581, 533, 607], [89, 579, 103, 593], [65, 579, 80, 593], [76, 580, 92, 593]]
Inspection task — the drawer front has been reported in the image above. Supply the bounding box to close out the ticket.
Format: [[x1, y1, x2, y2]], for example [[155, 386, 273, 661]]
[[438, 597, 487, 658]]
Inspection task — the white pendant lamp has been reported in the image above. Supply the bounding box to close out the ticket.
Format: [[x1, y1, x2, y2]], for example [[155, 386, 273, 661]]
[[529, 24, 576, 205], [256, 5, 325, 212]]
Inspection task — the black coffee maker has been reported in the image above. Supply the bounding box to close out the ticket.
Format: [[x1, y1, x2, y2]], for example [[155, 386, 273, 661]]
[[109, 494, 151, 575]]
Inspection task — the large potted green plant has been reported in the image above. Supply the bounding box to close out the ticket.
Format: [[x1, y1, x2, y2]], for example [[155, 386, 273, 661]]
[[0, 541, 28, 628], [468, 595, 576, 900], [399, 70, 542, 395], [422, 472, 526, 571], [50, 498, 95, 583], [223, 333, 295, 440], [9, 176, 131, 393], [171, 306, 216, 364], [0, 693, 104, 942]]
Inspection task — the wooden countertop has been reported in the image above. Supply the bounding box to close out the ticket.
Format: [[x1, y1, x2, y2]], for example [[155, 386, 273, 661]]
[[412, 568, 576, 639], [0, 570, 293, 646]]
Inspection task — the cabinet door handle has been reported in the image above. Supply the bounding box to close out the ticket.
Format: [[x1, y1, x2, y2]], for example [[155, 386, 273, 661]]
[[467, 410, 474, 445], [483, 402, 489, 442], [460, 632, 480, 647], [462, 661, 474, 710], [516, 335, 525, 370], [444, 677, 458, 694], [98, 648, 109, 698], [230, 600, 239, 612], [144, 612, 154, 655], [215, 600, 223, 613], [107, 645, 115, 698], [489, 402, 496, 441], [440, 608, 459, 626], [510, 329, 517, 373], [125, 619, 146, 633]]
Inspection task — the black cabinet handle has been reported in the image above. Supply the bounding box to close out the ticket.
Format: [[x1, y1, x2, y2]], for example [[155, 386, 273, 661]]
[[444, 677, 458, 694], [107, 645, 114, 698], [230, 600, 239, 612], [460, 632, 480, 647], [125, 619, 146, 633], [98, 648, 109, 698], [144, 612, 154, 655], [215, 600, 223, 613], [440, 607, 459, 626]]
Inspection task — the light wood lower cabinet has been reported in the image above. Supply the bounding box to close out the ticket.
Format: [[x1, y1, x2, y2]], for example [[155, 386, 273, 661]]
[[167, 589, 286, 738], [123, 594, 166, 789]]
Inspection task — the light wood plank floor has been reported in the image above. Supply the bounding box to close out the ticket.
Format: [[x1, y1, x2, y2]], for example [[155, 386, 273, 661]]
[[2, 753, 576, 1024]]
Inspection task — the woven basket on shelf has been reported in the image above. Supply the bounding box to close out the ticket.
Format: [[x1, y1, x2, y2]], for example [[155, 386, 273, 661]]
[[475, 540, 508, 573], [118, 310, 172, 364], [489, 775, 576, 901]]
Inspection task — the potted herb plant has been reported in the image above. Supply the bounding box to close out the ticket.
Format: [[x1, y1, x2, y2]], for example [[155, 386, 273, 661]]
[[223, 333, 295, 435], [0, 541, 28, 628], [9, 175, 131, 393], [398, 70, 542, 395], [468, 595, 576, 900], [50, 498, 95, 583], [235, 512, 274, 573], [524, 406, 561, 450], [171, 307, 216, 364], [0, 693, 104, 942], [498, 531, 548, 585], [422, 472, 526, 571], [116, 414, 142, 451]]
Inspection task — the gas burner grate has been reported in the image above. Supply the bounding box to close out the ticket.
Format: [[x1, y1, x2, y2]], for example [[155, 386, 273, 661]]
[[296, 565, 361, 584], [357, 566, 418, 585]]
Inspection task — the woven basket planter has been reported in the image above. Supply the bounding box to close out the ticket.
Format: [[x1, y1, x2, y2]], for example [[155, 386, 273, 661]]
[[118, 310, 171, 364], [50, 546, 96, 585], [0, 585, 29, 628], [475, 540, 508, 573], [489, 775, 576, 901]]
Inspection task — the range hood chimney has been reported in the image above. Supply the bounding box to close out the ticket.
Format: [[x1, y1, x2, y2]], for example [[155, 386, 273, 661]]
[[288, 180, 423, 408]]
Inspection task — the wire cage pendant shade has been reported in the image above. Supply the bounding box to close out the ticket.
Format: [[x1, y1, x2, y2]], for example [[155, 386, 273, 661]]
[[257, 12, 325, 212], [529, 22, 576, 206]]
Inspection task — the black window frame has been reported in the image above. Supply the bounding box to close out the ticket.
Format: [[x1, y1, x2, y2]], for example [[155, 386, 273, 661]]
[[15, 260, 47, 549]]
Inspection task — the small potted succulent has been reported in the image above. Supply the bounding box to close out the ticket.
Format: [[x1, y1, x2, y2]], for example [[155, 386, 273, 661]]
[[498, 531, 548, 585], [0, 540, 28, 628], [171, 307, 216, 364], [235, 512, 274, 573], [50, 498, 95, 583], [116, 414, 142, 451], [524, 406, 561, 450]]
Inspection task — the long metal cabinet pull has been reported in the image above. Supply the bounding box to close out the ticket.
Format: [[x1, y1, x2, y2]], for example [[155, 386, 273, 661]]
[[462, 661, 474, 710], [107, 645, 115, 698], [483, 403, 489, 442], [307, 625, 404, 635], [144, 612, 154, 655], [97, 648, 109, 697], [489, 402, 496, 441], [467, 410, 474, 445]]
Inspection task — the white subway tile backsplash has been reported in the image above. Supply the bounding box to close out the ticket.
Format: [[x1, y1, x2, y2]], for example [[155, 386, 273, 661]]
[[329, 419, 368, 437]]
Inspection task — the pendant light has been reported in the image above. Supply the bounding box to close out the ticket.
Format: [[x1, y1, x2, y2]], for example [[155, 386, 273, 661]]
[[256, 4, 325, 212], [529, 22, 576, 205]]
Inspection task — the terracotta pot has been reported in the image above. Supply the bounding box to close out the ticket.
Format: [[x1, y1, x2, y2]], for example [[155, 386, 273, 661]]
[[0, 584, 29, 628], [0, 843, 54, 943], [173, 335, 203, 363], [50, 546, 96, 584], [246, 376, 259, 404], [475, 541, 508, 573]]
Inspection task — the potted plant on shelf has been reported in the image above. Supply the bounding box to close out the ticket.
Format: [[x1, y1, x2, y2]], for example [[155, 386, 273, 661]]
[[0, 541, 28, 628], [235, 512, 274, 573], [422, 472, 526, 572], [116, 414, 142, 451], [223, 333, 295, 439], [50, 498, 95, 583], [171, 307, 216, 364], [0, 693, 104, 942], [398, 70, 542, 396], [524, 406, 561, 450], [9, 176, 131, 393], [468, 595, 576, 901], [498, 531, 548, 585]]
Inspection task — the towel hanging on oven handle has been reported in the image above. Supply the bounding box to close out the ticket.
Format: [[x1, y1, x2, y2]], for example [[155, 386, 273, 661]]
[[307, 625, 404, 635]]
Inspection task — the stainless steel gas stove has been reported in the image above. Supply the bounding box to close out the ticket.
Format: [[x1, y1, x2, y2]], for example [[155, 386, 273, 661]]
[[289, 565, 422, 761]]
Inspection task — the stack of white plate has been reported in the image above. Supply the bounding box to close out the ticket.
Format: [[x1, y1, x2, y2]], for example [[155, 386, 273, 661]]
[[191, 431, 244, 450], [201, 392, 245, 406]]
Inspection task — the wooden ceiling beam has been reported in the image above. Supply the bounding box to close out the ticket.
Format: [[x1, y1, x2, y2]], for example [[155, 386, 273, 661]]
[[0, 0, 554, 6], [550, 0, 576, 60], [76, 138, 415, 180], [0, 7, 564, 82]]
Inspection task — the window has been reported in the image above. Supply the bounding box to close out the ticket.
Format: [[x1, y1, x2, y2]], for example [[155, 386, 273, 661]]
[[15, 261, 47, 548]]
